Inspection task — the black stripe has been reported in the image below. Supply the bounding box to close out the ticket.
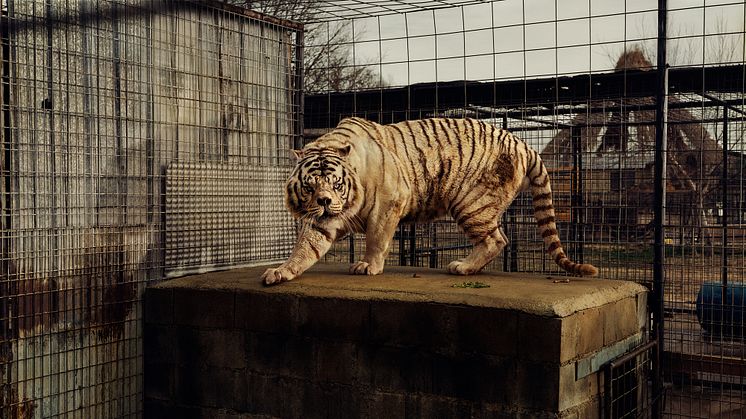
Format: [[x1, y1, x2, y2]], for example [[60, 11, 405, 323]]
[[407, 121, 428, 178], [527, 149, 538, 176], [465, 119, 476, 170], [456, 202, 496, 226], [547, 241, 562, 253], [537, 216, 555, 226], [478, 120, 488, 149], [428, 118, 441, 147], [534, 204, 553, 212], [496, 130, 507, 146], [394, 125, 419, 189], [518, 143, 527, 175], [308, 242, 321, 259], [541, 228, 558, 238], [437, 119, 452, 147], [346, 117, 375, 136], [417, 120, 432, 149], [334, 130, 352, 139], [336, 126, 358, 137], [449, 186, 480, 216], [449, 119, 465, 168], [533, 192, 552, 202], [508, 134, 516, 156]]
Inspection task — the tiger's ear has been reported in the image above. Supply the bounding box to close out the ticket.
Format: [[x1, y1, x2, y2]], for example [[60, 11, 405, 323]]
[[336, 144, 351, 158], [292, 149, 304, 161]]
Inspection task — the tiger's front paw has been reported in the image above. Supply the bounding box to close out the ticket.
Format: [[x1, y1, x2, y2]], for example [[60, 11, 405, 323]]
[[261, 266, 296, 285], [447, 260, 478, 276], [349, 261, 383, 276]]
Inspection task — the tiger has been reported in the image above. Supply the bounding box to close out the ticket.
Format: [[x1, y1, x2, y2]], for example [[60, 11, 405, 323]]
[[261, 117, 598, 285]]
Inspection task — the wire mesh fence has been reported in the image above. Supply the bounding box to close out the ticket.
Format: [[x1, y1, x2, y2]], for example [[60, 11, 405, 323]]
[[299, 1, 746, 417], [1, 1, 301, 417], [2, 0, 746, 417]]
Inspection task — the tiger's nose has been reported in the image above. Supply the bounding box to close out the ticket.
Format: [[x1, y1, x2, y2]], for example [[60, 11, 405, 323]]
[[317, 197, 331, 207]]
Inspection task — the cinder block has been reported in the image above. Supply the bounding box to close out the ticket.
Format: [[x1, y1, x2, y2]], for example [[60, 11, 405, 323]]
[[197, 408, 280, 419], [562, 307, 604, 361], [144, 361, 173, 400], [455, 307, 519, 357], [245, 332, 315, 378], [174, 288, 235, 328], [144, 399, 200, 419], [357, 345, 434, 393], [315, 340, 358, 384], [201, 329, 249, 369], [247, 373, 306, 418], [324, 384, 363, 419], [235, 292, 298, 334], [363, 392, 406, 419], [145, 287, 174, 325], [369, 301, 453, 349], [405, 394, 472, 419], [144, 324, 177, 364], [517, 313, 562, 363], [637, 293, 649, 333], [297, 296, 370, 340], [513, 360, 560, 410], [558, 362, 592, 412], [431, 354, 516, 404], [175, 366, 246, 410], [603, 297, 640, 345], [559, 396, 601, 419], [300, 379, 327, 419]]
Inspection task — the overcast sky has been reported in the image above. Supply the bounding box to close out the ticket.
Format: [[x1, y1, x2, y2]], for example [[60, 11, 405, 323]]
[[309, 0, 746, 87]]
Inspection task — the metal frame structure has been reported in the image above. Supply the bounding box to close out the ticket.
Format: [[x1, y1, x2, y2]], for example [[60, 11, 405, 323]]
[[1, 0, 746, 417], [1, 1, 303, 417], [297, 1, 746, 417]]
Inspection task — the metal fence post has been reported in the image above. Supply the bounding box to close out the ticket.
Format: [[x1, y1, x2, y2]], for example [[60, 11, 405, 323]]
[[409, 224, 417, 267], [429, 223, 438, 269], [399, 224, 406, 266], [722, 108, 729, 296], [653, 0, 669, 416], [571, 125, 584, 262]]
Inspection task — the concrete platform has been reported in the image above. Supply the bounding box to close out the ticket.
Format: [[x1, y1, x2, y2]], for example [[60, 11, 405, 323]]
[[144, 263, 649, 418]]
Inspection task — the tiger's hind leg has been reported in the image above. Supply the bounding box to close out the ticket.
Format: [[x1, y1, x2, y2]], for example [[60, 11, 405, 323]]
[[447, 226, 507, 275], [447, 195, 511, 275]]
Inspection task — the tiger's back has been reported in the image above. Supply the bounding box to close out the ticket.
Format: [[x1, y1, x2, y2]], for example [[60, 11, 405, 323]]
[[382, 118, 526, 222]]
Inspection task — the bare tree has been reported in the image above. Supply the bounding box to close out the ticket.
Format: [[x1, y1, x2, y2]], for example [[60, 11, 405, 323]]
[[621, 12, 744, 67], [228, 0, 385, 93]]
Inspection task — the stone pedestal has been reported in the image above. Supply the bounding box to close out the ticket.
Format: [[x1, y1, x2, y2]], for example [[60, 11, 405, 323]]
[[144, 263, 648, 418]]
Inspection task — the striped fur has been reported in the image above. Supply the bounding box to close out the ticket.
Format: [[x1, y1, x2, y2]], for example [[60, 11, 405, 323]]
[[261, 117, 598, 285]]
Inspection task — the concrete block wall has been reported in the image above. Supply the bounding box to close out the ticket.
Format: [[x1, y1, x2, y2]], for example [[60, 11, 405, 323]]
[[144, 264, 648, 418]]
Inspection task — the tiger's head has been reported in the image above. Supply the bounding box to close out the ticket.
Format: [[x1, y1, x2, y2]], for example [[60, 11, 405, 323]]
[[285, 143, 361, 223]]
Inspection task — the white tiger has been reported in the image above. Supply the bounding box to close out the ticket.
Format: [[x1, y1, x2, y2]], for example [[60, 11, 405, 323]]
[[261, 117, 598, 285]]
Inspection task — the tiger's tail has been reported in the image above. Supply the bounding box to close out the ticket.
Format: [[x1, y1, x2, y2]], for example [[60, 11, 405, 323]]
[[526, 149, 598, 277]]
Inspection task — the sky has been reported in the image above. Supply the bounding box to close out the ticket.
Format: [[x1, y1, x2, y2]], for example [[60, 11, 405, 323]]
[[307, 0, 746, 87]]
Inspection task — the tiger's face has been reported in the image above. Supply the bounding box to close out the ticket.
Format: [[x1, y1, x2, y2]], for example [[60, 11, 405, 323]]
[[285, 145, 358, 221]]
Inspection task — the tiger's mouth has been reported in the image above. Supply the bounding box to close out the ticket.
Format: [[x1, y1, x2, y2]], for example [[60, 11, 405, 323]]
[[308, 205, 343, 220]]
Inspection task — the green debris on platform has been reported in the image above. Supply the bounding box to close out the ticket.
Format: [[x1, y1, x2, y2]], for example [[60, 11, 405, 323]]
[[451, 281, 490, 289]]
